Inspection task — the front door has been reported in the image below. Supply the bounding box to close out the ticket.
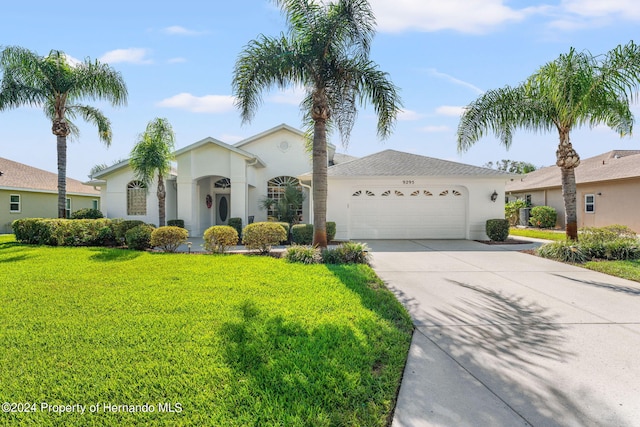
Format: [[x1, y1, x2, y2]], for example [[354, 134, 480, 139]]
[[216, 194, 230, 225]]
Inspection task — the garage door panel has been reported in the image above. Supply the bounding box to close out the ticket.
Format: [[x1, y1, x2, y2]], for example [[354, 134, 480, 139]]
[[349, 187, 466, 239]]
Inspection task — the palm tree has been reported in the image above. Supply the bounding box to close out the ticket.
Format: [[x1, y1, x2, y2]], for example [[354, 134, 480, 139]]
[[457, 42, 640, 240], [259, 181, 305, 226], [129, 118, 176, 227], [232, 0, 401, 247], [0, 46, 128, 218]]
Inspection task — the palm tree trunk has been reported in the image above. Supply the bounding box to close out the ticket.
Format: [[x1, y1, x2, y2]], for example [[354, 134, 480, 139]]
[[55, 132, 68, 218], [157, 173, 166, 227], [556, 129, 580, 240], [311, 91, 329, 248]]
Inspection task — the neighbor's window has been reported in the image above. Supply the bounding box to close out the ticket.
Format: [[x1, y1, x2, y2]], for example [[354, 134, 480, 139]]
[[10, 194, 20, 213], [525, 194, 532, 205], [127, 181, 147, 215], [585, 194, 595, 213], [92, 199, 99, 210], [66, 198, 71, 218], [267, 176, 302, 220]]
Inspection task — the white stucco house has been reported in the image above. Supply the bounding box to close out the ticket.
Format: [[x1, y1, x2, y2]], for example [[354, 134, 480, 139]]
[[89, 124, 511, 240]]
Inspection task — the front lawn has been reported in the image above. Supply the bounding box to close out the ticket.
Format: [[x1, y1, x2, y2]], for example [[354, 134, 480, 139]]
[[0, 235, 412, 426], [509, 227, 567, 241], [583, 259, 640, 282]]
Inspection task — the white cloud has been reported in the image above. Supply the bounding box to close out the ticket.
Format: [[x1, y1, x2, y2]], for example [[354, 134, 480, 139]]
[[369, 0, 544, 34], [167, 57, 187, 64], [163, 26, 207, 36], [397, 109, 423, 121], [420, 125, 450, 133], [63, 54, 82, 67], [427, 69, 484, 95], [560, 0, 640, 19], [267, 86, 307, 105], [99, 48, 152, 64], [156, 93, 236, 113], [435, 106, 465, 117]]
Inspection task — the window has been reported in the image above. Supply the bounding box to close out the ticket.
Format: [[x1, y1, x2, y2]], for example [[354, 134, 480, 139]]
[[525, 194, 532, 205], [585, 194, 595, 213], [92, 199, 99, 210], [10, 194, 20, 213], [66, 198, 71, 218], [127, 181, 147, 215], [267, 176, 302, 220]]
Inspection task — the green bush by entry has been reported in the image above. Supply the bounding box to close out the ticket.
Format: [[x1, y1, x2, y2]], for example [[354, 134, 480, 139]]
[[228, 217, 243, 242], [167, 219, 185, 228], [203, 225, 239, 254], [243, 222, 288, 254], [291, 224, 314, 244], [486, 219, 510, 241], [125, 224, 154, 250], [529, 206, 557, 228], [150, 226, 189, 253]]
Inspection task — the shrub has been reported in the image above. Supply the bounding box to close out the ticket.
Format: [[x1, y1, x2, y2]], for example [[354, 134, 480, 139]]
[[537, 241, 587, 263], [529, 206, 557, 228], [291, 224, 313, 245], [579, 225, 639, 260], [284, 245, 322, 264], [167, 219, 185, 228], [272, 222, 290, 242], [125, 224, 154, 250], [323, 242, 370, 264], [228, 218, 243, 242], [70, 208, 104, 219], [327, 221, 336, 242], [486, 219, 509, 242], [114, 220, 147, 242], [242, 222, 287, 254], [505, 199, 527, 226], [603, 239, 640, 261], [150, 226, 189, 253], [12, 218, 116, 246], [203, 225, 239, 254]]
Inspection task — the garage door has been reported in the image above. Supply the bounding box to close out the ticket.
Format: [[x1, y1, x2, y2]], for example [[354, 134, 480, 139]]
[[349, 187, 467, 239]]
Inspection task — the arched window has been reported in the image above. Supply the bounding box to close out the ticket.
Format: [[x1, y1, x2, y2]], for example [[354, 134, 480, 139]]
[[267, 176, 303, 220], [127, 181, 147, 215]]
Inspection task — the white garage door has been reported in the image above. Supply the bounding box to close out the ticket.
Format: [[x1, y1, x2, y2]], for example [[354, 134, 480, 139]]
[[349, 187, 467, 239]]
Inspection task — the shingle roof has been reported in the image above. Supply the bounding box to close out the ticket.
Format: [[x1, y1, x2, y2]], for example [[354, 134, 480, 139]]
[[506, 150, 640, 192], [321, 149, 512, 177], [0, 157, 99, 195]]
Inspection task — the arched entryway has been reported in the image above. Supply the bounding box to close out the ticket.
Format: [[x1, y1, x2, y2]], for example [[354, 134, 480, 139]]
[[197, 176, 231, 232]]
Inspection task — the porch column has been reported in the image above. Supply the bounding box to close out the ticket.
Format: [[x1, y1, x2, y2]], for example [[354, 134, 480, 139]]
[[177, 180, 197, 236]]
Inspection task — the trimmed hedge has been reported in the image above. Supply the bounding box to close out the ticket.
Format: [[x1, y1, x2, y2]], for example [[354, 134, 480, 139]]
[[242, 222, 287, 254], [125, 224, 154, 250], [70, 208, 104, 219], [327, 221, 336, 242], [203, 225, 239, 254], [150, 226, 189, 253], [12, 218, 116, 246], [167, 219, 185, 228], [228, 218, 243, 242], [486, 219, 509, 242], [291, 222, 337, 245], [114, 220, 147, 242]]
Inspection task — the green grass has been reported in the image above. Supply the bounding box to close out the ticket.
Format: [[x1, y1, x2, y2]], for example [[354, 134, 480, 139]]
[[509, 227, 567, 241], [583, 259, 640, 282], [0, 235, 412, 426]]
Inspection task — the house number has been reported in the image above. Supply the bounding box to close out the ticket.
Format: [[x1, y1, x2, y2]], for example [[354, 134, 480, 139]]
[[402, 180, 414, 185]]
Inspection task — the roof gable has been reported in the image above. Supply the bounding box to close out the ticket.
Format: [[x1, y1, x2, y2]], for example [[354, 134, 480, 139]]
[[322, 149, 512, 177], [0, 157, 99, 195]]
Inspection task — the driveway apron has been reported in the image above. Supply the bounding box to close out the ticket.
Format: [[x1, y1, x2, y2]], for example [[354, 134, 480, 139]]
[[367, 239, 640, 427]]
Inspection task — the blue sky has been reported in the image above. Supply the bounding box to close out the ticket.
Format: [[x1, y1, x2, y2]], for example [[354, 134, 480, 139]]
[[1, 0, 640, 179]]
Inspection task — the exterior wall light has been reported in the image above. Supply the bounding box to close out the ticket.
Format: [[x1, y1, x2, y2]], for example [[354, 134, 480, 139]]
[[490, 190, 498, 202]]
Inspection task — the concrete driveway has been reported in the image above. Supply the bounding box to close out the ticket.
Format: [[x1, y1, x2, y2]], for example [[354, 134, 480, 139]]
[[366, 240, 640, 427]]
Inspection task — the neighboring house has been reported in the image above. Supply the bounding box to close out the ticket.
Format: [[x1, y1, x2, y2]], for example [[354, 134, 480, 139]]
[[506, 150, 640, 232], [91, 124, 511, 240], [0, 157, 101, 233]]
